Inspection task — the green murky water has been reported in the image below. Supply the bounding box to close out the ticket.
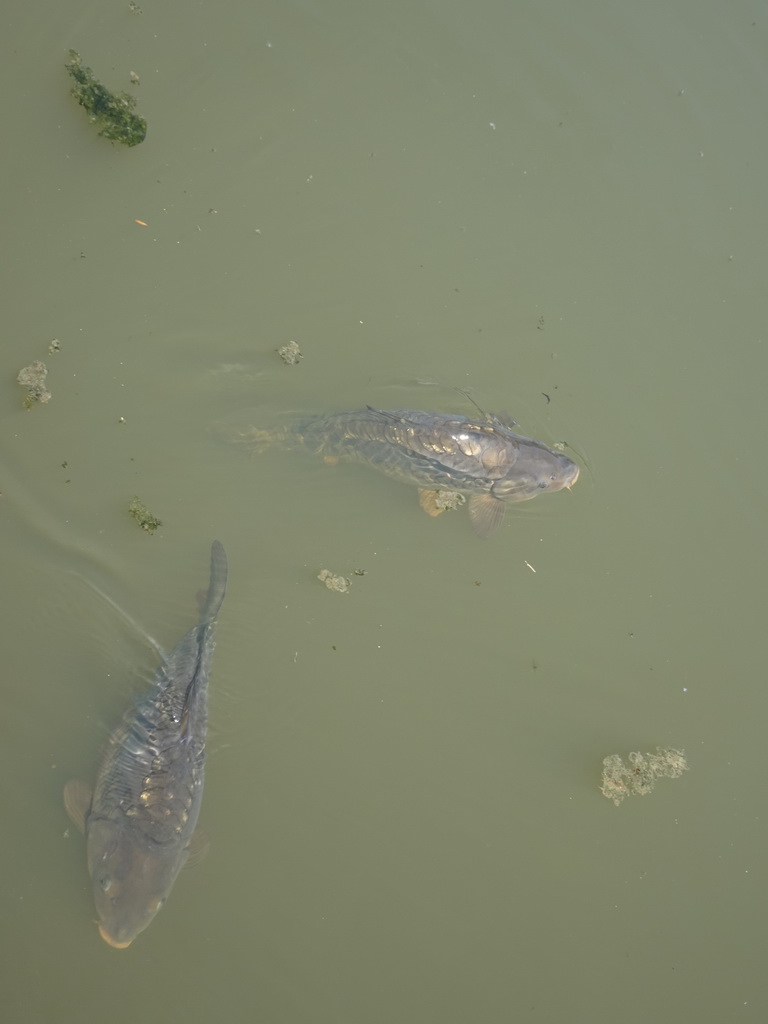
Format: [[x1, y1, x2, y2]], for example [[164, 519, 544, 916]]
[[2, 1, 767, 1021]]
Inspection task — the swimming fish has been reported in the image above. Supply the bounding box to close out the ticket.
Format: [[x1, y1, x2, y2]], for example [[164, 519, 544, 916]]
[[219, 407, 579, 537], [64, 541, 228, 947]]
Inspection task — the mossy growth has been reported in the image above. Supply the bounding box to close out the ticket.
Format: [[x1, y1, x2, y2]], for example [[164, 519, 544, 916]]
[[65, 50, 147, 147], [129, 496, 162, 533]]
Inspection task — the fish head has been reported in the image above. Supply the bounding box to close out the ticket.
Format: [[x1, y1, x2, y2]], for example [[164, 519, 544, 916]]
[[492, 442, 580, 503], [86, 818, 187, 948]]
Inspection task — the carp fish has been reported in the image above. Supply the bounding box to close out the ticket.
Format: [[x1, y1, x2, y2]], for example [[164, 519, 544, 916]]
[[219, 406, 579, 538], [64, 541, 228, 948]]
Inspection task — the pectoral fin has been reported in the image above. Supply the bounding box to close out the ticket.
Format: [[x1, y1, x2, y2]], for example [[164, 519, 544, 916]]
[[467, 494, 506, 538], [185, 827, 210, 867], [63, 779, 93, 835]]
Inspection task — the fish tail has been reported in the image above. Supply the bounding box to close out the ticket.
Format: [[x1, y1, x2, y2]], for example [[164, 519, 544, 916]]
[[199, 541, 228, 624]]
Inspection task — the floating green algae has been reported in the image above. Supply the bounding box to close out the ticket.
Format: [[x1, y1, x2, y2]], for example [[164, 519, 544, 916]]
[[65, 50, 147, 147], [129, 496, 162, 533]]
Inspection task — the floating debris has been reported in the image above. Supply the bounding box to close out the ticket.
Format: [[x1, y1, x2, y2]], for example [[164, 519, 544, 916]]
[[317, 569, 350, 593], [417, 487, 465, 517], [277, 340, 302, 365], [128, 496, 162, 534], [48, 339, 61, 354], [17, 360, 51, 407], [65, 50, 147, 147], [433, 489, 465, 512], [601, 747, 689, 806]]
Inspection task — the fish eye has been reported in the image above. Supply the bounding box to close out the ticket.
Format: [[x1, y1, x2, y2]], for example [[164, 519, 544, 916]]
[[98, 875, 112, 892]]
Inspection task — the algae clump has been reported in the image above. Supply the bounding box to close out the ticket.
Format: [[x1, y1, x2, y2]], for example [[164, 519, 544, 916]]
[[65, 50, 147, 147], [129, 496, 162, 533], [17, 360, 51, 407], [277, 340, 303, 365], [318, 569, 351, 593], [601, 747, 689, 806]]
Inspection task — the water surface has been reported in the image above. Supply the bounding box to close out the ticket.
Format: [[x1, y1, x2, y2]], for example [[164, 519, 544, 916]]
[[2, 1, 767, 1021]]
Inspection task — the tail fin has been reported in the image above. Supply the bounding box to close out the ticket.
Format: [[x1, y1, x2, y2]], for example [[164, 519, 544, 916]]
[[199, 541, 228, 624]]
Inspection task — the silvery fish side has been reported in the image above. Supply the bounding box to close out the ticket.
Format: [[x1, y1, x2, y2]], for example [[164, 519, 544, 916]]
[[64, 541, 228, 948], [217, 407, 579, 538]]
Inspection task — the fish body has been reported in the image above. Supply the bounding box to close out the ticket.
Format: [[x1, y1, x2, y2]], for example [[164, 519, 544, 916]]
[[64, 541, 228, 948], [222, 407, 579, 537]]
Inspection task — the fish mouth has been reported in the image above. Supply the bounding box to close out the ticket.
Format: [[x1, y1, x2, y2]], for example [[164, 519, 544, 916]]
[[564, 463, 580, 489], [98, 924, 133, 949]]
